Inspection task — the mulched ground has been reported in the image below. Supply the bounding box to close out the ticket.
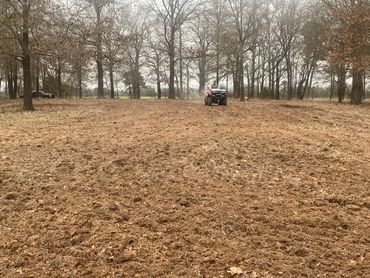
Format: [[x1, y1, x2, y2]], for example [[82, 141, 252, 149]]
[[0, 99, 369, 277]]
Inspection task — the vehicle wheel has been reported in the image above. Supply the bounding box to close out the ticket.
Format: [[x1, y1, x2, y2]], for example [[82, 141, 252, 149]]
[[207, 96, 212, 106], [223, 98, 228, 106]]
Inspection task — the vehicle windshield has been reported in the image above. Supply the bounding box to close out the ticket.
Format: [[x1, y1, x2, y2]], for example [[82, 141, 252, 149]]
[[211, 89, 226, 93]]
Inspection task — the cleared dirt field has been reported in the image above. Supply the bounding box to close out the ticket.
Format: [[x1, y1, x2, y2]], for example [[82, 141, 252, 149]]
[[0, 99, 369, 277]]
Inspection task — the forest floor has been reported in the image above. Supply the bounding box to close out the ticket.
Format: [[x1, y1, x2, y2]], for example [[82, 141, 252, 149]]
[[0, 98, 369, 277]]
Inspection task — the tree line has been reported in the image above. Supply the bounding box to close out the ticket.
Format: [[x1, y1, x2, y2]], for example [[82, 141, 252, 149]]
[[0, 0, 369, 111]]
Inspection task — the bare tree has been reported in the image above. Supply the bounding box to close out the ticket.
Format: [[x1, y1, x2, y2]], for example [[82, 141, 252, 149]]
[[296, 15, 325, 100], [147, 0, 200, 99], [1, 0, 49, 110], [146, 25, 167, 99], [85, 0, 112, 98], [102, 3, 122, 99], [208, 0, 227, 86], [322, 0, 370, 104], [191, 13, 213, 94], [274, 0, 303, 100], [122, 9, 149, 99], [227, 0, 257, 101]]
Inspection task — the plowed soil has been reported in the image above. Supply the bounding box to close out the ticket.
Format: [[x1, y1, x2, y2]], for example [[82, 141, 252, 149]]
[[0, 99, 369, 277]]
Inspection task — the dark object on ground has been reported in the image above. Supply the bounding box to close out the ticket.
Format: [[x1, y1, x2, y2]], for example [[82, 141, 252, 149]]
[[19, 90, 54, 98], [204, 89, 227, 106]]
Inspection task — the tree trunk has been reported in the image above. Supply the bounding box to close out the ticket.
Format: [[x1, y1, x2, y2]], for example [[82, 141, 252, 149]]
[[249, 48, 256, 99], [7, 59, 18, 99], [226, 60, 229, 92], [7, 73, 15, 99], [268, 59, 272, 98], [337, 65, 346, 103], [330, 76, 334, 100], [78, 66, 82, 99], [14, 62, 18, 97], [168, 31, 176, 99], [271, 64, 275, 99], [303, 60, 316, 98], [267, 22, 272, 98], [246, 65, 250, 98], [297, 79, 305, 100], [363, 73, 366, 100], [7, 60, 15, 99], [233, 62, 240, 99], [5, 77, 8, 98], [97, 60, 104, 98], [186, 63, 190, 100], [132, 74, 138, 99], [239, 52, 245, 102], [169, 53, 175, 99], [156, 70, 161, 99], [133, 55, 141, 99], [286, 56, 293, 100], [198, 55, 206, 95], [57, 59, 62, 98], [216, 45, 220, 86], [136, 70, 141, 99], [23, 48, 33, 110], [178, 28, 183, 99], [275, 62, 280, 100], [351, 67, 364, 104], [260, 55, 265, 98], [96, 6, 104, 99], [22, 4, 34, 111], [128, 85, 133, 99], [109, 62, 114, 99], [42, 64, 47, 90], [36, 57, 40, 96], [260, 75, 265, 98]]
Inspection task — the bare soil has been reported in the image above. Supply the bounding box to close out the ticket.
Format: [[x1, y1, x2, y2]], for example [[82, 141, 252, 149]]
[[0, 99, 369, 277]]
